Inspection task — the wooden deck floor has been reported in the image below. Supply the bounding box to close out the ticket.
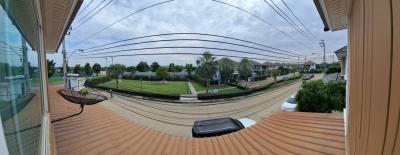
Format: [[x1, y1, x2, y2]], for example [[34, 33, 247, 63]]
[[49, 87, 345, 155]]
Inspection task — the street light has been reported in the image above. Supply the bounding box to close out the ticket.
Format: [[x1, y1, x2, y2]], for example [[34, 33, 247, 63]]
[[319, 40, 326, 71], [63, 48, 83, 88]]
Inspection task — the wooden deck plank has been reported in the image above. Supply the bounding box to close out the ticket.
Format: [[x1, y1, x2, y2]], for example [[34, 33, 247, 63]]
[[48, 87, 345, 155]]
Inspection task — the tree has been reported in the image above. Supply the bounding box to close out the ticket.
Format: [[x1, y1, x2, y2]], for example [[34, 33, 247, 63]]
[[185, 64, 194, 78], [92, 63, 101, 76], [195, 51, 218, 93], [151, 62, 160, 72], [73, 64, 81, 74], [156, 67, 169, 84], [136, 61, 149, 72], [127, 66, 136, 72], [84, 63, 92, 76], [107, 64, 126, 88], [47, 59, 56, 77], [296, 80, 346, 113], [169, 63, 176, 78], [271, 69, 280, 84], [238, 58, 252, 81], [219, 57, 235, 84]]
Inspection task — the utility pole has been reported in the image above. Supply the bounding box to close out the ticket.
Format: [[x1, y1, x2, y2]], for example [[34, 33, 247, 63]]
[[319, 40, 326, 71], [297, 56, 300, 74], [62, 39, 68, 88]]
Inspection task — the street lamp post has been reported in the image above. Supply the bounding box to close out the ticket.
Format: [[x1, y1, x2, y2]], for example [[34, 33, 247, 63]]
[[62, 47, 83, 88], [319, 40, 326, 71]]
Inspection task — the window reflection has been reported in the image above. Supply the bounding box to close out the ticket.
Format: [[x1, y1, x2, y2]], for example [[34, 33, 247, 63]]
[[0, 2, 42, 155]]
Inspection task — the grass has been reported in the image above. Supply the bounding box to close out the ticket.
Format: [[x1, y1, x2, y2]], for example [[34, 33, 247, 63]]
[[48, 77, 64, 83], [100, 80, 190, 96], [191, 81, 232, 92], [217, 87, 243, 94], [31, 77, 64, 85]]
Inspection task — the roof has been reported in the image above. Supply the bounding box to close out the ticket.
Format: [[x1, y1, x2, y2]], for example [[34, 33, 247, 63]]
[[262, 61, 275, 66], [248, 60, 262, 65], [49, 86, 345, 155], [313, 0, 350, 31], [0, 0, 83, 53], [305, 60, 317, 65], [334, 46, 348, 54]]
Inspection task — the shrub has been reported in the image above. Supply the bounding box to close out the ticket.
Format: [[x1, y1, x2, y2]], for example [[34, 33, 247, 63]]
[[198, 90, 252, 100], [326, 65, 341, 74], [86, 76, 112, 86], [254, 76, 267, 81], [91, 85, 180, 99], [296, 80, 346, 113], [79, 88, 89, 96]]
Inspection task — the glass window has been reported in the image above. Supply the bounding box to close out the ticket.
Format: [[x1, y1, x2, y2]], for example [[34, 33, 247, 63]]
[[0, 1, 42, 155]]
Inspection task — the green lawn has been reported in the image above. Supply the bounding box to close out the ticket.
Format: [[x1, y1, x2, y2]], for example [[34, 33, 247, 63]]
[[48, 77, 64, 83], [191, 81, 231, 92], [31, 77, 64, 85], [100, 80, 190, 96], [191, 81, 243, 94], [217, 87, 243, 94]]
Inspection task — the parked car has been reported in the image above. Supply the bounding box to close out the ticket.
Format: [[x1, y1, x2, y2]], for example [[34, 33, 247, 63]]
[[281, 95, 297, 112], [303, 74, 314, 80], [192, 117, 256, 138], [283, 75, 290, 81]]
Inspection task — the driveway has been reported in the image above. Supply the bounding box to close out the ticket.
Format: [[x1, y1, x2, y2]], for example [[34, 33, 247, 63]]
[[98, 81, 303, 137]]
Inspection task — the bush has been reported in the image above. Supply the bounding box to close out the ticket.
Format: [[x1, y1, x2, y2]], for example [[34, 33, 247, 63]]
[[254, 76, 267, 81], [296, 80, 346, 113], [326, 65, 341, 74], [91, 85, 180, 100], [79, 88, 89, 96], [198, 90, 252, 100], [86, 76, 112, 86]]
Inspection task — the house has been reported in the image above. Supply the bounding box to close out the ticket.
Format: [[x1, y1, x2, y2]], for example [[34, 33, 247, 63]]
[[334, 46, 348, 80], [248, 60, 265, 76], [304, 60, 317, 70], [314, 0, 399, 154], [213, 59, 268, 83]]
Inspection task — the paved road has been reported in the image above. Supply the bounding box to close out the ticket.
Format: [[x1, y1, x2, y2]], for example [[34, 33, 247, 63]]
[[98, 74, 323, 137]]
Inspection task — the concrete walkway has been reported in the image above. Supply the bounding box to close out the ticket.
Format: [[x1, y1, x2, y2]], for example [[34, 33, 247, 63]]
[[187, 82, 197, 95]]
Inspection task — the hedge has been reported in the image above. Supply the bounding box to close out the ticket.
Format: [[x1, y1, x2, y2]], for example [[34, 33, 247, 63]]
[[254, 76, 267, 81], [325, 65, 341, 74], [86, 76, 112, 86], [198, 75, 302, 100], [197, 90, 252, 100], [296, 80, 346, 113], [91, 85, 180, 100]]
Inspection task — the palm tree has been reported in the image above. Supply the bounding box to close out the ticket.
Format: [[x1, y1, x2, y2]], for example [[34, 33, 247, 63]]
[[185, 64, 194, 78], [271, 69, 280, 85], [195, 51, 218, 93]]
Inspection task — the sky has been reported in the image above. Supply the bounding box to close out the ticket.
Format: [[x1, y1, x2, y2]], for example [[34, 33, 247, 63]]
[[47, 0, 347, 67]]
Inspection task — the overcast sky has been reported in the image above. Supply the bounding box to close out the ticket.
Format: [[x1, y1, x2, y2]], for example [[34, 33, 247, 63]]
[[47, 0, 347, 67]]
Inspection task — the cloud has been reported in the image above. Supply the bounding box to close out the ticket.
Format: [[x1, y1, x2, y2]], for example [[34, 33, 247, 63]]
[[47, 0, 347, 67]]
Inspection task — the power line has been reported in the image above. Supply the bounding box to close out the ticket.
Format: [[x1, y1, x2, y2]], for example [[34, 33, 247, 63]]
[[79, 32, 304, 56], [79, 0, 176, 42], [70, 52, 298, 64], [73, 0, 107, 28], [73, 0, 114, 30], [210, 0, 314, 50], [280, 0, 316, 39], [268, 0, 315, 41], [71, 46, 299, 60], [78, 38, 300, 57], [263, 0, 314, 42], [76, 0, 95, 17]]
